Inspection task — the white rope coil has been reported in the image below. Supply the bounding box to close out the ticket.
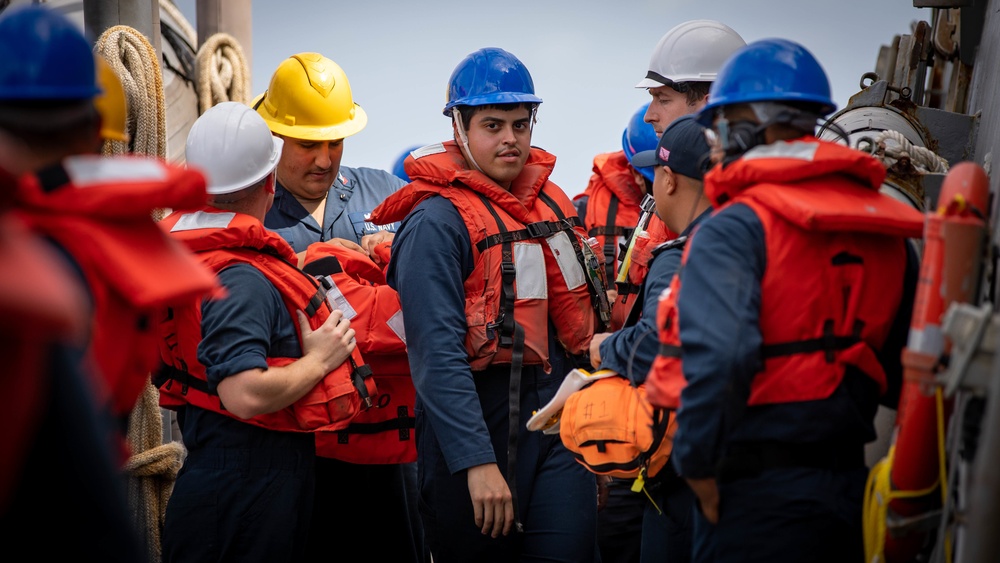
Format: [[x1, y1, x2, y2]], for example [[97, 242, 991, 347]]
[[875, 129, 950, 174], [196, 32, 251, 113], [95, 25, 167, 159]]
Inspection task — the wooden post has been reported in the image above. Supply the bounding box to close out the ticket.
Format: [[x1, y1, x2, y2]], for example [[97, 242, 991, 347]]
[[82, 0, 161, 57], [196, 0, 252, 69]]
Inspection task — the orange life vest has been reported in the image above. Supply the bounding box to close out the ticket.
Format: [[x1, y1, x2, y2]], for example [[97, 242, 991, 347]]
[[372, 141, 599, 370], [301, 242, 416, 464], [0, 210, 89, 510], [578, 151, 645, 284], [155, 208, 376, 433], [14, 155, 218, 418], [609, 215, 677, 331], [646, 257, 686, 410], [645, 139, 924, 408]]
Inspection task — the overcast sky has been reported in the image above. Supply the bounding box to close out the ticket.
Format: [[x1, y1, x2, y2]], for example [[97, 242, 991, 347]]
[[174, 0, 928, 197]]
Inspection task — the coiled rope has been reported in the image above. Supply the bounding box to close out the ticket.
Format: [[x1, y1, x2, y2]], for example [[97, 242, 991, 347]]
[[875, 129, 950, 174], [124, 381, 186, 563], [95, 25, 166, 159], [196, 32, 250, 113]]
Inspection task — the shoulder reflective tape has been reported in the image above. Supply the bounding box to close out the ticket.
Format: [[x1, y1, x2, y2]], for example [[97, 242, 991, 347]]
[[411, 143, 447, 159], [742, 140, 819, 162], [170, 210, 236, 232], [63, 155, 167, 185]]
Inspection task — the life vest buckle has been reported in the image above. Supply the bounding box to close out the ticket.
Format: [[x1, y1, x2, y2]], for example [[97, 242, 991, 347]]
[[525, 221, 554, 238]]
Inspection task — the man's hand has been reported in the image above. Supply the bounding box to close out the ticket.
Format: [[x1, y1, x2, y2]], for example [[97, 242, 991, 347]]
[[297, 309, 356, 374], [686, 477, 720, 524], [360, 231, 394, 264], [467, 463, 515, 538], [589, 332, 612, 370], [325, 237, 366, 254]]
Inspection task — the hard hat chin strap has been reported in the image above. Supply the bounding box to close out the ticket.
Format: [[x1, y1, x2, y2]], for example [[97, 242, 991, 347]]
[[452, 110, 485, 175]]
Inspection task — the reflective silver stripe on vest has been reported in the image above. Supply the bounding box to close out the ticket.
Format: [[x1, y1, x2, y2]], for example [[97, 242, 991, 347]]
[[546, 231, 586, 290], [742, 140, 819, 162], [386, 310, 407, 345], [514, 242, 547, 299], [63, 155, 167, 186], [170, 210, 236, 232], [322, 276, 358, 320]]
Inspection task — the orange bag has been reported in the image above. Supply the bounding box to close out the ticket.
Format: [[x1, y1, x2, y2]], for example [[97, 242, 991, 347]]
[[559, 375, 674, 479]]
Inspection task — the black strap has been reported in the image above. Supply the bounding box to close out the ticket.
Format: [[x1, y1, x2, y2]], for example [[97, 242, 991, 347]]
[[761, 319, 865, 363], [36, 164, 71, 193], [506, 323, 526, 533], [350, 359, 375, 409], [476, 195, 517, 348], [335, 406, 415, 444], [301, 256, 344, 277], [475, 219, 578, 253], [602, 196, 620, 283], [588, 225, 634, 238], [154, 363, 214, 398], [658, 343, 682, 358]]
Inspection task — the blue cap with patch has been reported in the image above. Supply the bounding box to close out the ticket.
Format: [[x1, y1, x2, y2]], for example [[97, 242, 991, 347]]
[[630, 115, 711, 181]]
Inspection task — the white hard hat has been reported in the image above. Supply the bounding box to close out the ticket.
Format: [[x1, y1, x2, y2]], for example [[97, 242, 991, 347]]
[[185, 101, 284, 195], [636, 20, 746, 88]]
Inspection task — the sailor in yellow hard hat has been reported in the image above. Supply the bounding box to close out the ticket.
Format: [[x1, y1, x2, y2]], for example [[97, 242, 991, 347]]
[[252, 52, 426, 563], [253, 53, 405, 262]]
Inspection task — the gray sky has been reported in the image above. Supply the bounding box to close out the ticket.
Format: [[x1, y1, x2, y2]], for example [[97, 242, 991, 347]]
[[176, 0, 928, 197]]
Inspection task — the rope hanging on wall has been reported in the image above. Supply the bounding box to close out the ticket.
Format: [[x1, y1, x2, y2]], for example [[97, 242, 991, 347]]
[[95, 25, 167, 159], [196, 32, 250, 113]]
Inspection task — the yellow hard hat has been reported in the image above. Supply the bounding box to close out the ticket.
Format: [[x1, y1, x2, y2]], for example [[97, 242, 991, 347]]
[[253, 53, 367, 141], [94, 57, 128, 142]]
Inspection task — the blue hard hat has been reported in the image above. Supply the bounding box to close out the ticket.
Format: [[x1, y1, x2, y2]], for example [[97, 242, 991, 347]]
[[443, 47, 543, 117], [392, 145, 422, 183], [697, 38, 836, 126], [0, 4, 100, 100], [621, 102, 658, 183]]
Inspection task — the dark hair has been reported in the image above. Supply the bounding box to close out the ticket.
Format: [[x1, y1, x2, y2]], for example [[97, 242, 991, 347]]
[[682, 82, 712, 106], [455, 102, 536, 127], [0, 100, 100, 150]]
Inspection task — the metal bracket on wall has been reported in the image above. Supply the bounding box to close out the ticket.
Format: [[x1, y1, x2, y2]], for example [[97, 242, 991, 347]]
[[939, 302, 997, 396]]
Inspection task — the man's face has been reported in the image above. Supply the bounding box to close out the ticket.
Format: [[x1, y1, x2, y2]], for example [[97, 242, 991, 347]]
[[275, 136, 344, 201], [644, 85, 706, 136], [463, 106, 532, 189]]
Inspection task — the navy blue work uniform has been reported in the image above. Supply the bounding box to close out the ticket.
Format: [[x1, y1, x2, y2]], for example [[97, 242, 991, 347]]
[[387, 195, 599, 563], [265, 166, 405, 252], [597, 210, 712, 563], [671, 204, 918, 563], [162, 265, 315, 563], [264, 165, 427, 563]]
